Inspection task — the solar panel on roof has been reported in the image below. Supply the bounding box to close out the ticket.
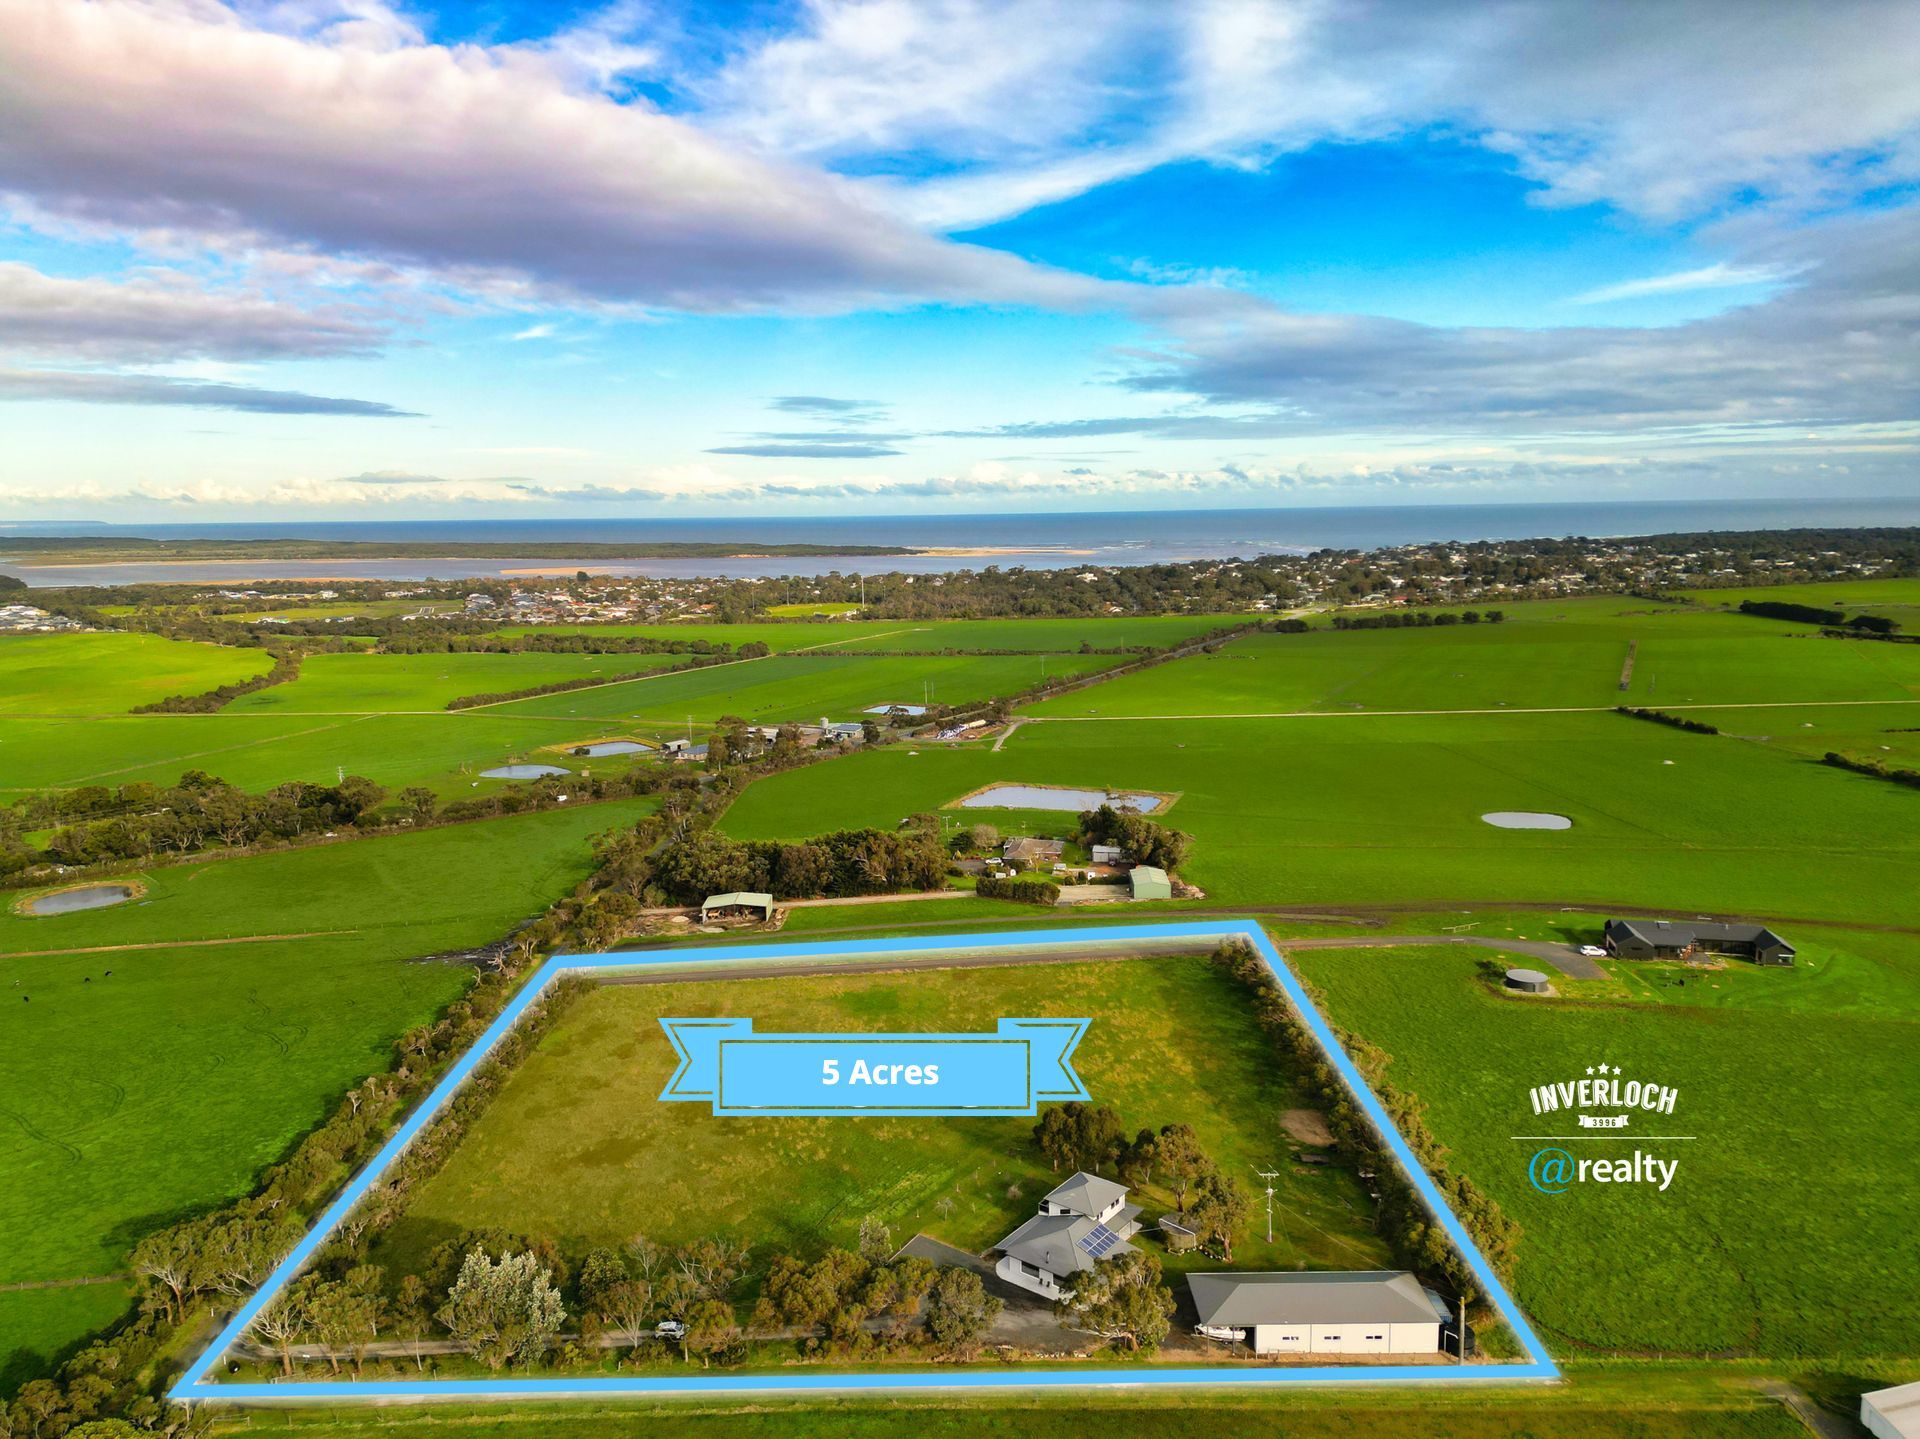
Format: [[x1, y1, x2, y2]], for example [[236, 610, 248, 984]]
[[1077, 1223, 1121, 1258]]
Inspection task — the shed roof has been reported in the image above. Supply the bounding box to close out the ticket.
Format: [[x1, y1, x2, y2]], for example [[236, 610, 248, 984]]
[[1186, 1271, 1447, 1328], [702, 891, 772, 910], [1864, 1382, 1920, 1439], [1606, 918, 1793, 952]]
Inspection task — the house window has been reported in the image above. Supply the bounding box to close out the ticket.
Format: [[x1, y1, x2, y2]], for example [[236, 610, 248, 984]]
[[1020, 1261, 1044, 1279]]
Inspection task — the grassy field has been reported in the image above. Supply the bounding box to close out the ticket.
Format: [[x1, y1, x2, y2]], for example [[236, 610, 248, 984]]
[[723, 707, 1920, 928], [225, 652, 686, 714], [0, 1282, 133, 1394], [205, 1374, 1820, 1439], [0, 632, 273, 716], [370, 954, 1390, 1288], [483, 652, 1123, 727], [1288, 938, 1920, 1359], [490, 616, 1242, 653], [1023, 599, 1920, 718], [1678, 577, 1920, 614], [0, 800, 654, 1327]]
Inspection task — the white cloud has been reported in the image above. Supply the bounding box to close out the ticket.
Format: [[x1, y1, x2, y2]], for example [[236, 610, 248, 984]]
[[705, 0, 1920, 231], [0, 0, 1113, 314], [1569, 264, 1798, 306], [0, 366, 412, 415], [0, 260, 385, 361]]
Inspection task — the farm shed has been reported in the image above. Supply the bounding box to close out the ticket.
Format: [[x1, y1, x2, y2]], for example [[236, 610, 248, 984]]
[[1129, 865, 1172, 901], [1504, 967, 1551, 994], [1187, 1271, 1449, 1355], [1604, 918, 1795, 965], [700, 891, 773, 923], [1864, 1382, 1920, 1439]]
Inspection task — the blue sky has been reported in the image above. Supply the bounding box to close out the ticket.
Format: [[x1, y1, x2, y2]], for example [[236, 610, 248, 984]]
[[1, 0, 1917, 519]]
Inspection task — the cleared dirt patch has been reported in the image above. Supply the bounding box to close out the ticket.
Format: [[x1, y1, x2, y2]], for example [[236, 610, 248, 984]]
[[1280, 1107, 1335, 1147]]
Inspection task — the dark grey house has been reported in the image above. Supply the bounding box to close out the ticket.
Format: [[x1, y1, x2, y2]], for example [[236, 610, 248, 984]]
[[1603, 918, 1795, 966]]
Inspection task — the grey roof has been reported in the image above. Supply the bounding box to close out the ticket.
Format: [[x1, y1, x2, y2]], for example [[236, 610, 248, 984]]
[[1505, 968, 1550, 984], [1187, 1271, 1448, 1328], [1606, 918, 1793, 952], [1045, 1171, 1129, 1217], [997, 1207, 1139, 1276]]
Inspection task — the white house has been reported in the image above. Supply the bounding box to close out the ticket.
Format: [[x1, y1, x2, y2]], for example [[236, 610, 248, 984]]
[[1187, 1271, 1451, 1356], [993, 1172, 1141, 1299]]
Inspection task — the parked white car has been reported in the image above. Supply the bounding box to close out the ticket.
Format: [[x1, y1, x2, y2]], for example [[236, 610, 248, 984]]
[[654, 1319, 687, 1341], [1578, 945, 1607, 958]]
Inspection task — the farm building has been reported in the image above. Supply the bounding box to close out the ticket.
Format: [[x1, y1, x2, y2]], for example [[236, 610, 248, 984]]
[[1130, 865, 1172, 900], [1004, 836, 1066, 867], [1187, 1271, 1451, 1355], [1603, 918, 1795, 965], [699, 891, 773, 923], [1089, 843, 1128, 865], [994, 1172, 1141, 1299], [1863, 1381, 1920, 1439], [1504, 967, 1551, 993]]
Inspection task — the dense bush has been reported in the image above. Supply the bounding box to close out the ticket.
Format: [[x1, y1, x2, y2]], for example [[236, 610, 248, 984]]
[[1078, 803, 1189, 873], [1738, 599, 1846, 626], [975, 875, 1060, 904], [649, 827, 950, 903]]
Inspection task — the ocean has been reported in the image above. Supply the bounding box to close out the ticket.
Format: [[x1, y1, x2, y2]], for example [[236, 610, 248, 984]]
[[2, 497, 1915, 587]]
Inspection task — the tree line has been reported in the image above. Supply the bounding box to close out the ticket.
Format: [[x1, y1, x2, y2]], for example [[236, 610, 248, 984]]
[[1327, 609, 1506, 630], [1205, 940, 1519, 1312]]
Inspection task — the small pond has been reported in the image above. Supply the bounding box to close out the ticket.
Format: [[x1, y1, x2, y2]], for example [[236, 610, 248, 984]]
[[23, 884, 136, 916], [1481, 811, 1573, 830], [481, 763, 571, 779], [865, 703, 929, 716], [957, 784, 1165, 813], [572, 741, 649, 757]]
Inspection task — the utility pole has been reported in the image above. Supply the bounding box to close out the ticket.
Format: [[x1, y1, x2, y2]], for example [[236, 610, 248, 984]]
[[1254, 1167, 1279, 1244]]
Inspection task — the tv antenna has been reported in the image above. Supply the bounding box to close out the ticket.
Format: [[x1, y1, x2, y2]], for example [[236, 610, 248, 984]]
[[1254, 1166, 1280, 1244]]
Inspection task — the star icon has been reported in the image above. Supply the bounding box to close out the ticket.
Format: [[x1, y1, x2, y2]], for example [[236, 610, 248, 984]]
[[1585, 1066, 1594, 1075]]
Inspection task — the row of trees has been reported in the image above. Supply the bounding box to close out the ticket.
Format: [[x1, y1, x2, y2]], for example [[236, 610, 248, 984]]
[[130, 650, 306, 712], [1327, 608, 1506, 630], [1205, 940, 1519, 1308], [1823, 750, 1920, 791]]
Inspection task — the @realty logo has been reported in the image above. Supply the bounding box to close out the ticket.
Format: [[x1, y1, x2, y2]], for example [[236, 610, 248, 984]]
[[1522, 1059, 1687, 1195]]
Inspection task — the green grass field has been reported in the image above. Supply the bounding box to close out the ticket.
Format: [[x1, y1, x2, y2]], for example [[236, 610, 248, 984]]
[[211, 1376, 1817, 1439], [0, 1282, 133, 1394], [0, 632, 273, 716], [0, 800, 654, 1310], [225, 652, 686, 714], [491, 616, 1241, 654], [1288, 938, 1920, 1358], [1023, 599, 1920, 718], [723, 708, 1920, 928], [484, 652, 1123, 727], [370, 954, 1389, 1288]]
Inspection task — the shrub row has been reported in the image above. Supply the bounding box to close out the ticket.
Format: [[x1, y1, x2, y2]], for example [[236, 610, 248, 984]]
[[1615, 705, 1720, 735], [1328, 609, 1505, 631], [976, 875, 1060, 904], [129, 650, 303, 713], [1822, 751, 1920, 791]]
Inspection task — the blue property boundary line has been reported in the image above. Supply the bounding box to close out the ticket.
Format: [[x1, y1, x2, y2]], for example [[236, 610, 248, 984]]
[[171, 921, 1559, 1402]]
